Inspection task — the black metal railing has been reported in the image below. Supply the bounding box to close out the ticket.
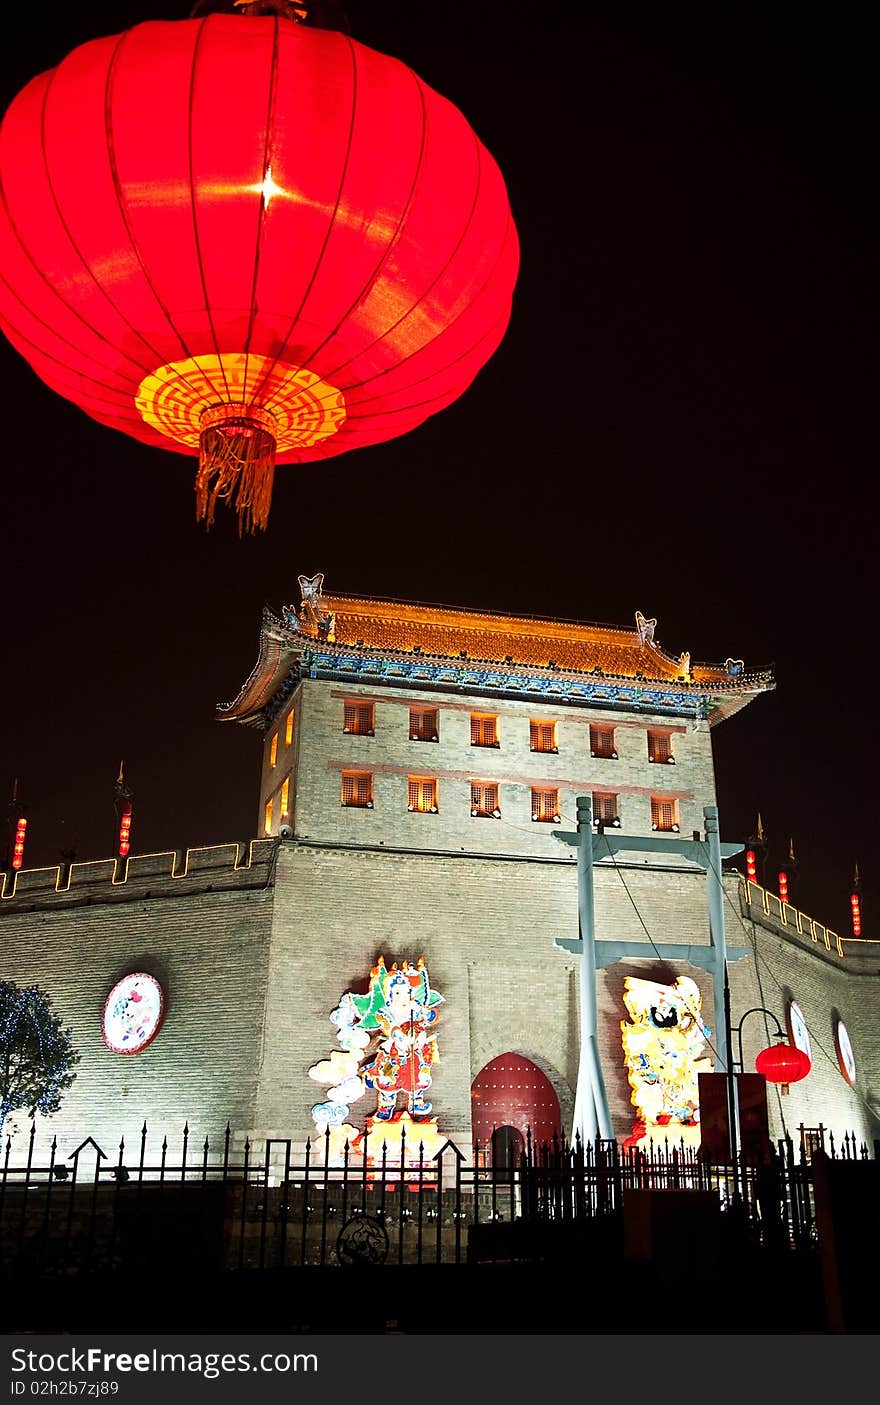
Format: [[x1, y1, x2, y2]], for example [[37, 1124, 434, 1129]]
[[0, 1120, 872, 1275]]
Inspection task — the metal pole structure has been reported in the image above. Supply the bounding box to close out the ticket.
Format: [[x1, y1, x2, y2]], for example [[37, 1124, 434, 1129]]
[[703, 805, 729, 1073], [573, 795, 613, 1144], [723, 964, 739, 1171]]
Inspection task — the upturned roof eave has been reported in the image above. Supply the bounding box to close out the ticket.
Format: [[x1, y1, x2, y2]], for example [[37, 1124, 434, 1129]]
[[216, 615, 774, 729]]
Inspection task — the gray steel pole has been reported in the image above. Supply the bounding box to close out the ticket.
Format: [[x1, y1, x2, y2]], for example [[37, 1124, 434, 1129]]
[[704, 805, 729, 1073], [575, 795, 613, 1142]]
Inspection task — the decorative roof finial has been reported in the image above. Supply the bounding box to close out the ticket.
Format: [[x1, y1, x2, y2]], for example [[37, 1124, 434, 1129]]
[[635, 611, 657, 648]]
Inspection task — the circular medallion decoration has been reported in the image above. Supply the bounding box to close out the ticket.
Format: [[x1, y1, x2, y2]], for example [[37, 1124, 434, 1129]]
[[834, 1020, 856, 1086], [102, 974, 167, 1056], [336, 1214, 389, 1267], [786, 1000, 812, 1064]]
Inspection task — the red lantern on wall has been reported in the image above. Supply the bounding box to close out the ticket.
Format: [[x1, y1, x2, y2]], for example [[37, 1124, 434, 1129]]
[[0, 7, 518, 531], [755, 1043, 811, 1087]]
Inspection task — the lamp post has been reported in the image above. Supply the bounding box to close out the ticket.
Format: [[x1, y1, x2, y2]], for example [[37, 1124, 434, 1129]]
[[722, 984, 811, 1198], [731, 1007, 786, 1076]]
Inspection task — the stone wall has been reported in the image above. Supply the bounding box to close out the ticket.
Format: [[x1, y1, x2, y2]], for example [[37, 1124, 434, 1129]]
[[262, 677, 718, 860], [1, 831, 874, 1168], [0, 841, 277, 1161], [253, 842, 760, 1153]]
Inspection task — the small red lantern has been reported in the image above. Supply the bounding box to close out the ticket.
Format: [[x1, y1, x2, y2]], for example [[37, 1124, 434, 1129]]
[[755, 1042, 811, 1087], [0, 9, 519, 532], [745, 849, 757, 883], [12, 816, 28, 870]]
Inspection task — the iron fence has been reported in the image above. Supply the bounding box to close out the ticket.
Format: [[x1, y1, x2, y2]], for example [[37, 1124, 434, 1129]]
[[0, 1120, 872, 1275]]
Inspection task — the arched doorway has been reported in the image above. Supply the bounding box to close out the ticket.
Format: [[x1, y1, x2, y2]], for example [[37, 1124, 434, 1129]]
[[491, 1125, 525, 1181], [471, 1054, 561, 1160]]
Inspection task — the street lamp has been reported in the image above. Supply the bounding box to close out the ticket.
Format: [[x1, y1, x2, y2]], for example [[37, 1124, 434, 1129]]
[[723, 974, 812, 1190], [732, 1006, 811, 1090]]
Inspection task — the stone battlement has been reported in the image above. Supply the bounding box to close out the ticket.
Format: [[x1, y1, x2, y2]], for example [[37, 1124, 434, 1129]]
[[0, 837, 278, 910]]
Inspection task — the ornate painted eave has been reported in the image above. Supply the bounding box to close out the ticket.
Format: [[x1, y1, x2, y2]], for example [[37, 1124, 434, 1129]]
[[217, 580, 774, 729]]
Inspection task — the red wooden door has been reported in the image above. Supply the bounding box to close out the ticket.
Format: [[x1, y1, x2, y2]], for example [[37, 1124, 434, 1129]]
[[471, 1054, 561, 1155]]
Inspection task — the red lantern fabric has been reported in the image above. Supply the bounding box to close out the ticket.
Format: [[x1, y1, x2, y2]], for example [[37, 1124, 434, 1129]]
[[0, 14, 518, 529], [755, 1043, 811, 1085]]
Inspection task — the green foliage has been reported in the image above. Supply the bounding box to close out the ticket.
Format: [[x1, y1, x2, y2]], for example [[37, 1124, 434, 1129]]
[[0, 981, 80, 1141]]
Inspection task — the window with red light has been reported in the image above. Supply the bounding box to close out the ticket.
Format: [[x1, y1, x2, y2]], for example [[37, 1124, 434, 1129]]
[[343, 701, 375, 736], [592, 792, 619, 825], [341, 771, 373, 808], [264, 799, 273, 835], [408, 777, 438, 813], [409, 707, 439, 742], [280, 777, 290, 819], [647, 730, 673, 763], [269, 732, 278, 767], [530, 720, 557, 753], [471, 781, 500, 818], [284, 709, 294, 746], [651, 797, 679, 832], [590, 725, 616, 759], [531, 787, 560, 823], [470, 714, 499, 747]]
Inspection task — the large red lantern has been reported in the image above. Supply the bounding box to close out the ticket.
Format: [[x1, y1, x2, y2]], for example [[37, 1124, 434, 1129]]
[[755, 1043, 811, 1086], [0, 6, 518, 531]]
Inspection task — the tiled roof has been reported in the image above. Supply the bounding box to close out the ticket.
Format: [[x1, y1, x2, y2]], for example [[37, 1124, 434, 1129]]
[[218, 588, 773, 726], [320, 596, 715, 682]]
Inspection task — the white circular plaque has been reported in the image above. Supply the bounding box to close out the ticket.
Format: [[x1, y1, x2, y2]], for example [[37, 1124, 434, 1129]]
[[835, 1020, 856, 1086], [786, 1000, 812, 1064], [102, 973, 166, 1055]]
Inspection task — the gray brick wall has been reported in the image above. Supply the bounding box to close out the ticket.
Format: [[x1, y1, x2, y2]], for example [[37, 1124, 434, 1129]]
[[1, 831, 875, 1166], [0, 842, 277, 1161], [261, 678, 718, 861]]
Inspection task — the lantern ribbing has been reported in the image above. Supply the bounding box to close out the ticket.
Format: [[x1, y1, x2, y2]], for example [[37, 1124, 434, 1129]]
[[0, 14, 518, 532]]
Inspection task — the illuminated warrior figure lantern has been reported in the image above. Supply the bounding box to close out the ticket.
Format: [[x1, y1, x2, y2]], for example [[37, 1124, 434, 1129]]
[[0, 1, 518, 532], [620, 976, 713, 1147], [309, 956, 444, 1158]]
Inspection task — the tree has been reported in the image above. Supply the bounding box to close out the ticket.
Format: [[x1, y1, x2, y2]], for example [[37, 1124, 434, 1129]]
[[0, 982, 80, 1143]]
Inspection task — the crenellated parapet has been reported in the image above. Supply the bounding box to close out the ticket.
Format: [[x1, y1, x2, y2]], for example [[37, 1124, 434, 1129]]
[[737, 874, 856, 963], [0, 838, 279, 911]]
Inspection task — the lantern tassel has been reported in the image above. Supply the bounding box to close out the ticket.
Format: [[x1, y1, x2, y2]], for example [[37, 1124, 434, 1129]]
[[196, 405, 277, 535]]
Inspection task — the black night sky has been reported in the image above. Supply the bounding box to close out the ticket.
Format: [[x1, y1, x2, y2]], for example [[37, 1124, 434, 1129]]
[[0, 2, 874, 938]]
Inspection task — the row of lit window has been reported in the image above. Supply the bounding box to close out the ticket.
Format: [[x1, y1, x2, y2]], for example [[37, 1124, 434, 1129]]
[[268, 700, 679, 765], [336, 701, 677, 762], [337, 773, 681, 830]]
